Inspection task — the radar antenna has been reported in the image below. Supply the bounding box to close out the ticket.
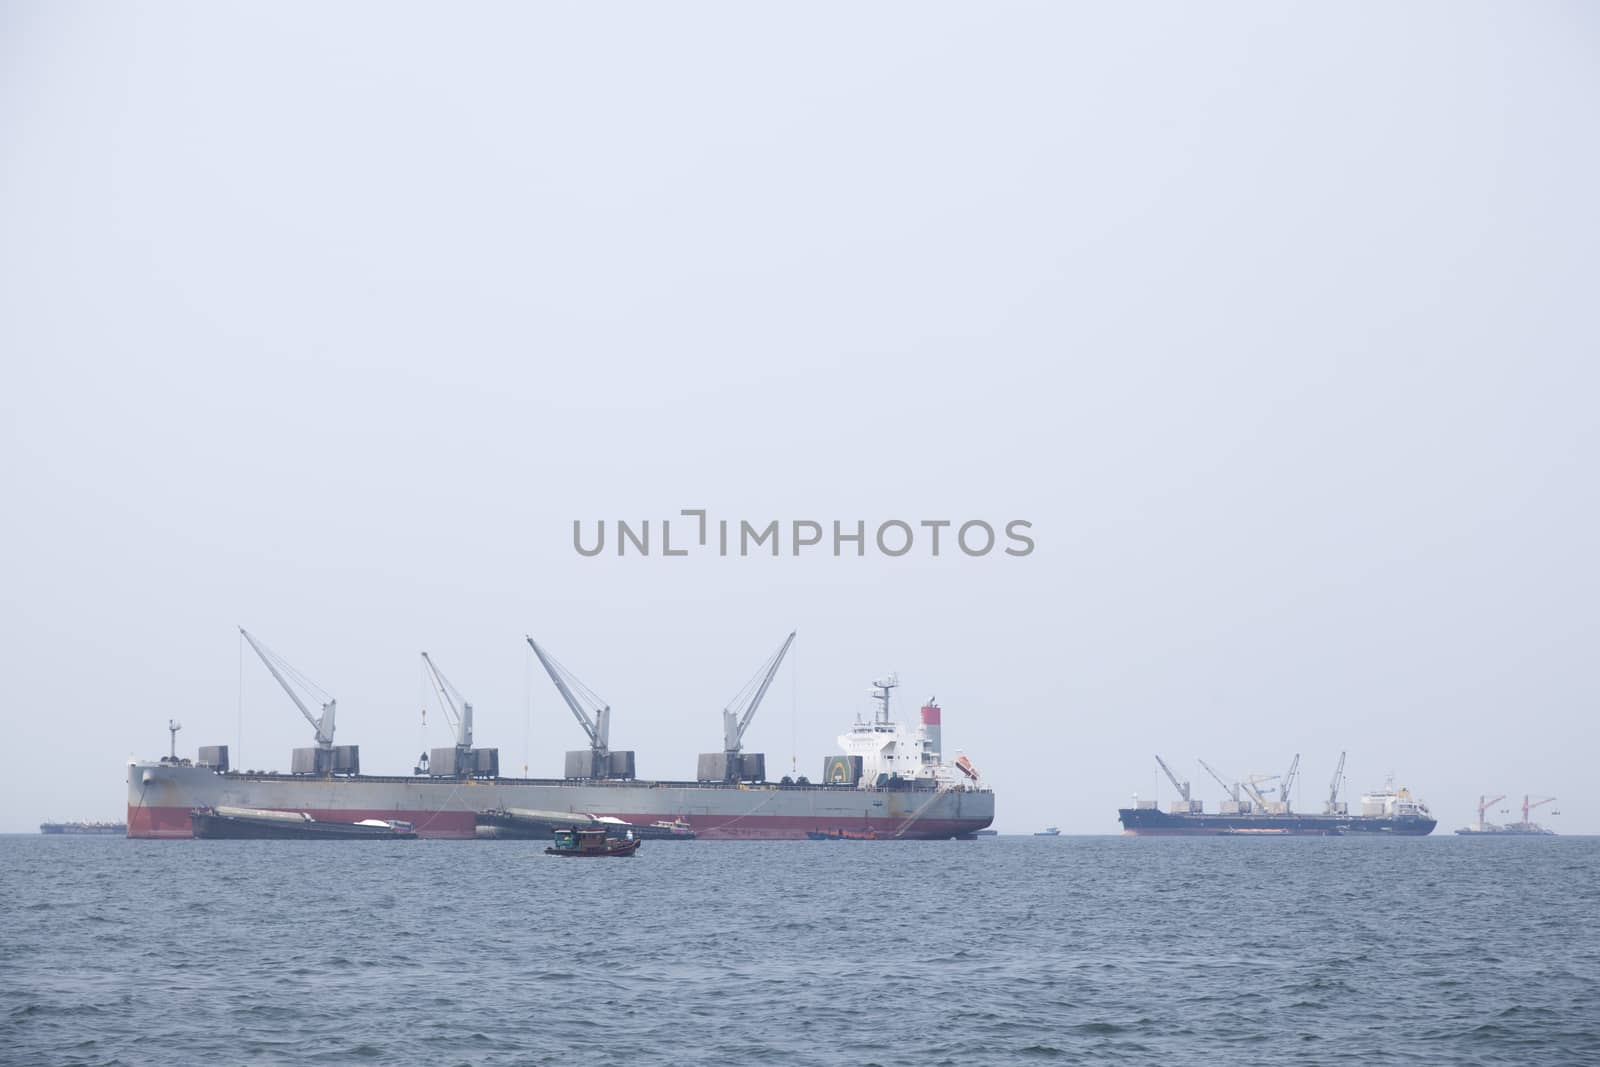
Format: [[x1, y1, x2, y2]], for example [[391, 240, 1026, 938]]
[[870, 674, 899, 723]]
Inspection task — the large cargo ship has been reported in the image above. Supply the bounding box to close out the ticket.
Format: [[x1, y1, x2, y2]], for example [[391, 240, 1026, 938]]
[[126, 631, 994, 841], [1455, 793, 1558, 836], [1117, 753, 1436, 836]]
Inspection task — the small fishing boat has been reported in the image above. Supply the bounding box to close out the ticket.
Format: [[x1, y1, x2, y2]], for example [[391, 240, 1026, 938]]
[[545, 827, 641, 857], [806, 828, 880, 841], [1034, 826, 1061, 836]]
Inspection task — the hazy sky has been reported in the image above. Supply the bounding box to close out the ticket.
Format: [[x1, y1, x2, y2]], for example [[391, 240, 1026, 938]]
[[2, 3, 1595, 833]]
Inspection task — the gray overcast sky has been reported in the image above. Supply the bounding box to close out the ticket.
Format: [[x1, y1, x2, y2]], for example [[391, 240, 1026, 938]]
[[1, 2, 1595, 833]]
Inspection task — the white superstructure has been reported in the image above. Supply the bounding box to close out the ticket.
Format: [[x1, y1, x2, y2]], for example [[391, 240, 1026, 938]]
[[837, 676, 967, 787], [1359, 778, 1432, 820]]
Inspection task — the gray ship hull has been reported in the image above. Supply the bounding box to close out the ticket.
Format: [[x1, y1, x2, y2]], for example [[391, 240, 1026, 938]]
[[127, 762, 994, 840]]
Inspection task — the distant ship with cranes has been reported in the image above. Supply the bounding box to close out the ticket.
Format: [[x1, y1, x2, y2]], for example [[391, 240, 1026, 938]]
[[126, 629, 994, 841], [1455, 793, 1559, 835], [1117, 753, 1437, 836]]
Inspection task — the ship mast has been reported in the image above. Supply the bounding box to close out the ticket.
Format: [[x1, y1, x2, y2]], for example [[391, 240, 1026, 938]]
[[871, 674, 899, 724]]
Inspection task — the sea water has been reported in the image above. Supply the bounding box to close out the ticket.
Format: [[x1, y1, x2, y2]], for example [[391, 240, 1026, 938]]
[[2, 834, 1597, 1065]]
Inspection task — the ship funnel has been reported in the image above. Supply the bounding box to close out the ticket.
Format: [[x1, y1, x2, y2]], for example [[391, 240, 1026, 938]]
[[920, 700, 942, 765]]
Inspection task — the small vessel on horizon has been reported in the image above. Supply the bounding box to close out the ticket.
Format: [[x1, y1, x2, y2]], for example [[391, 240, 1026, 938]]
[[1034, 827, 1061, 836], [40, 821, 126, 835]]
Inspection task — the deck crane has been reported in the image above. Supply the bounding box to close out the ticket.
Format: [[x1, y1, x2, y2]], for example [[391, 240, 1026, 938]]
[[240, 627, 336, 750], [1242, 774, 1278, 809], [1154, 754, 1191, 803], [1323, 751, 1348, 814], [527, 637, 623, 778], [1198, 759, 1240, 803], [1521, 795, 1557, 825], [1473, 793, 1506, 832], [714, 631, 795, 781], [420, 652, 472, 753], [1279, 754, 1301, 809]]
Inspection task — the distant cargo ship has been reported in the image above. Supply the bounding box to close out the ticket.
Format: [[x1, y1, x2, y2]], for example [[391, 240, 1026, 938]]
[[1117, 753, 1437, 836], [1455, 794, 1558, 836], [127, 630, 994, 841], [40, 821, 127, 835]]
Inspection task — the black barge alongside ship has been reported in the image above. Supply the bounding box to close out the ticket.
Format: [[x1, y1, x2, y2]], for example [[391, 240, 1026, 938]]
[[189, 806, 418, 839]]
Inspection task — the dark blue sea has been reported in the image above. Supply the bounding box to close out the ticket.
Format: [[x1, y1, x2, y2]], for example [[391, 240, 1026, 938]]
[[3, 835, 1597, 1066]]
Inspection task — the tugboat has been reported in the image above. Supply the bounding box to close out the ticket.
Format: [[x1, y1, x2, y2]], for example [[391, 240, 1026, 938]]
[[544, 827, 641, 857], [189, 806, 417, 840]]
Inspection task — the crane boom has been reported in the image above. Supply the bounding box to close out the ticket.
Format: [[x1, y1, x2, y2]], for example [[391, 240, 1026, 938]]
[[1476, 793, 1506, 832], [1198, 759, 1239, 802], [723, 631, 796, 754], [240, 627, 335, 747], [1523, 795, 1556, 823], [1280, 753, 1301, 807], [421, 652, 472, 749], [1153, 754, 1191, 803], [1325, 751, 1347, 812], [526, 638, 609, 753], [1242, 776, 1276, 808]]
